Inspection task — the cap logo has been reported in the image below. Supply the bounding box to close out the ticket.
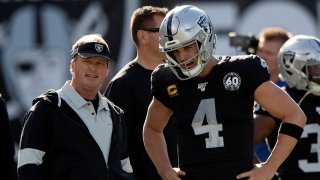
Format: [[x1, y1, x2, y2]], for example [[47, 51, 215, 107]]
[[70, 42, 114, 63], [95, 43, 104, 52]]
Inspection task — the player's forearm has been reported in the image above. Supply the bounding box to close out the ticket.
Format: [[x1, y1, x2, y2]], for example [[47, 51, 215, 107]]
[[262, 105, 306, 173], [264, 133, 299, 172], [143, 126, 172, 175]]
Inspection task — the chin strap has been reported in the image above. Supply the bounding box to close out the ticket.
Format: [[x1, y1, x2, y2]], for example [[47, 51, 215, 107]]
[[298, 90, 311, 105]]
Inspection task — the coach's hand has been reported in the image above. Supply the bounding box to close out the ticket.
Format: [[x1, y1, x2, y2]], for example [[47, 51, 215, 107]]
[[160, 167, 186, 180]]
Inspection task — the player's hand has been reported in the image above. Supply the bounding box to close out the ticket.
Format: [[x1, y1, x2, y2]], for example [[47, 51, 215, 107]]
[[160, 167, 186, 180], [236, 163, 275, 180]]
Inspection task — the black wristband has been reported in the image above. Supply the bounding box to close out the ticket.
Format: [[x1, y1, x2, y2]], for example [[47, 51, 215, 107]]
[[278, 123, 304, 140]]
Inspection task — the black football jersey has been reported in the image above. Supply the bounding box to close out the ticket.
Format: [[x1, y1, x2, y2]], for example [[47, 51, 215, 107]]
[[106, 61, 178, 180], [254, 88, 320, 179], [151, 55, 269, 178]]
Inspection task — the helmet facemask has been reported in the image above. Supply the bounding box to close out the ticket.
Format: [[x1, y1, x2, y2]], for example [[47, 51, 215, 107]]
[[164, 33, 212, 80], [306, 62, 320, 96]]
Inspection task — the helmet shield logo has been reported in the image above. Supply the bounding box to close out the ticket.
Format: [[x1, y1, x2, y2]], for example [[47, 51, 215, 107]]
[[283, 51, 295, 69], [197, 15, 212, 34]]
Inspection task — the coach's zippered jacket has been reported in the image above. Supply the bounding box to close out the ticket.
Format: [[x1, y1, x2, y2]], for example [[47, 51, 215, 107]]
[[18, 90, 136, 180]]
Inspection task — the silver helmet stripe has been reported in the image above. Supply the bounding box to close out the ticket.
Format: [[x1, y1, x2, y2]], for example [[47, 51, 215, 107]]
[[166, 12, 174, 41]]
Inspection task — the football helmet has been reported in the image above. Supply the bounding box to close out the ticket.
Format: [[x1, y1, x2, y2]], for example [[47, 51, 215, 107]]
[[159, 5, 217, 80], [278, 35, 320, 96]]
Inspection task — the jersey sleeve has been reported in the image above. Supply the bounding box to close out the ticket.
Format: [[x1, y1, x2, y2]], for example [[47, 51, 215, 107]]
[[151, 65, 175, 109], [244, 55, 270, 94]]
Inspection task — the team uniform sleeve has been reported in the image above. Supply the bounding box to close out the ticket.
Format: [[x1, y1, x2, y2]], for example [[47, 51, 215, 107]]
[[251, 55, 283, 124], [249, 55, 271, 114], [18, 101, 51, 180], [151, 65, 175, 109], [245, 55, 270, 94]]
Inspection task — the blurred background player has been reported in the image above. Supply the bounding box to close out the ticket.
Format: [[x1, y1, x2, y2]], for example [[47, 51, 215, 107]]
[[254, 27, 293, 162], [256, 27, 292, 86], [255, 35, 320, 180]]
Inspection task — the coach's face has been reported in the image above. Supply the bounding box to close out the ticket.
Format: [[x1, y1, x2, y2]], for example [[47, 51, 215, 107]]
[[70, 56, 108, 97]]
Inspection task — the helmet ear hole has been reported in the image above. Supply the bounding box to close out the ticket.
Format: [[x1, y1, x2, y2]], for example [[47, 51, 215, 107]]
[[198, 32, 206, 41], [201, 52, 210, 61]]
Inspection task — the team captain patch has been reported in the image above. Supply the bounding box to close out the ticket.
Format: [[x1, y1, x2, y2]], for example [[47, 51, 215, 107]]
[[223, 72, 241, 91]]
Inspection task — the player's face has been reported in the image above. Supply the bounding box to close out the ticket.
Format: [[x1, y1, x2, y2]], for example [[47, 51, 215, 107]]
[[71, 56, 108, 94], [172, 42, 199, 70], [257, 39, 283, 77], [308, 64, 320, 84]]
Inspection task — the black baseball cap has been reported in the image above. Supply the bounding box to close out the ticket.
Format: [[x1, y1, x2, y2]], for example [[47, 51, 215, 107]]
[[71, 42, 114, 63]]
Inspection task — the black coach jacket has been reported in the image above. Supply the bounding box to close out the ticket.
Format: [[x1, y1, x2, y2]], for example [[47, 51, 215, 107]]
[[18, 90, 136, 180]]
